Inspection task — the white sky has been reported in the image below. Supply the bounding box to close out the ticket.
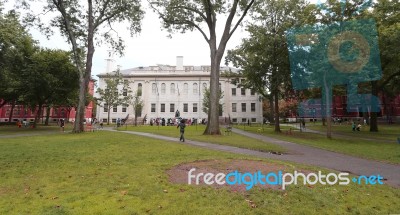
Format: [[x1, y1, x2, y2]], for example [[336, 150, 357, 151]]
[[19, 2, 250, 80], [6, 0, 323, 81]]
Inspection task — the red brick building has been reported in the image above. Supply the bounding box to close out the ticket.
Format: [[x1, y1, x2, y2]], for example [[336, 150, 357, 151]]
[[284, 94, 400, 122], [0, 80, 95, 123]]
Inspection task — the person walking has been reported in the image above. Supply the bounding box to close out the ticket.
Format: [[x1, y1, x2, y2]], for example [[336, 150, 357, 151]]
[[177, 119, 186, 142], [60, 119, 65, 132]]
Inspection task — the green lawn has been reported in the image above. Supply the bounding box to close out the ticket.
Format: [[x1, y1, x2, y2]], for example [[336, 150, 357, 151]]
[[237, 124, 400, 164], [308, 123, 400, 142], [0, 122, 78, 135], [0, 131, 399, 214], [118, 124, 286, 154]]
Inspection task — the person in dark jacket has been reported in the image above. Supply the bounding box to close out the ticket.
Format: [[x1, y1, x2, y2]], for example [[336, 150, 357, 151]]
[[177, 119, 186, 142]]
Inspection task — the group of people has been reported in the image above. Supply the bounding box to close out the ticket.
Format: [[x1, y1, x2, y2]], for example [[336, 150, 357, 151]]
[[149, 117, 205, 127], [351, 121, 362, 131]]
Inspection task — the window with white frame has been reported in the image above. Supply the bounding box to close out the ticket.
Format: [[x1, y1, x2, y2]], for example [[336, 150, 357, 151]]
[[193, 83, 198, 94], [170, 83, 175, 94], [193, 103, 198, 112], [183, 83, 188, 94], [232, 103, 237, 112], [251, 103, 256, 112], [122, 105, 128, 113], [138, 83, 142, 96], [161, 83, 166, 94], [152, 83, 157, 94]]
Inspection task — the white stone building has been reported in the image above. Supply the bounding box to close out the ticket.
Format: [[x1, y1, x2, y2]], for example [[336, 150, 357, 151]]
[[96, 56, 263, 124]]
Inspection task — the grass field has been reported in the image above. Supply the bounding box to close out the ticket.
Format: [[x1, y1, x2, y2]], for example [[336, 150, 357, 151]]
[[237, 124, 400, 164], [117, 124, 286, 154], [309, 123, 400, 142], [0, 131, 399, 214], [0, 124, 67, 135]]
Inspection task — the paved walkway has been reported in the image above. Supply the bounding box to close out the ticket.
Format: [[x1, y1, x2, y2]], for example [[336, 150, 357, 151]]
[[106, 128, 400, 188]]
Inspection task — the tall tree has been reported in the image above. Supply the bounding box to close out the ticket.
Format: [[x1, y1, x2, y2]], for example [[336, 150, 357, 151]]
[[367, 0, 400, 131], [22, 49, 78, 128], [150, 0, 255, 135], [20, 0, 144, 132], [96, 71, 132, 125], [226, 0, 315, 132], [131, 89, 144, 126], [0, 10, 35, 108]]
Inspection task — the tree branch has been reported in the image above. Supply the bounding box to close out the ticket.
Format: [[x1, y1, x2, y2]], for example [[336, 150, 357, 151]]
[[228, 0, 255, 40], [379, 70, 400, 89], [149, 1, 210, 42], [94, 10, 121, 28], [217, 0, 240, 55], [202, 0, 213, 29], [52, 0, 83, 72], [171, 5, 207, 22], [94, 0, 112, 27]]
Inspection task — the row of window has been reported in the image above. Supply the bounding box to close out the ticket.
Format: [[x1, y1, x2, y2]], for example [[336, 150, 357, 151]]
[[104, 102, 257, 113], [104, 105, 128, 113], [232, 103, 256, 112], [151, 103, 198, 113], [231, 88, 255, 96], [231, 118, 258, 123], [126, 83, 256, 97], [152, 83, 207, 95], [102, 117, 257, 124], [122, 83, 142, 96]]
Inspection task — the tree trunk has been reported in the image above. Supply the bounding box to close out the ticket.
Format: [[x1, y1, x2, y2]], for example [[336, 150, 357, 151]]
[[324, 83, 332, 139], [274, 91, 281, 132], [72, 0, 95, 133], [8, 101, 15, 123], [326, 116, 332, 139], [33, 104, 43, 128], [204, 44, 221, 135], [66, 108, 72, 122], [269, 96, 274, 123], [134, 115, 137, 126], [73, 76, 86, 132], [370, 81, 378, 132], [107, 108, 111, 125], [45, 106, 51, 126]]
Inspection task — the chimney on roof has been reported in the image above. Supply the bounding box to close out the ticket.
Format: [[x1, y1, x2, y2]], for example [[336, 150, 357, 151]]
[[105, 50, 115, 73], [176, 56, 183, 70]]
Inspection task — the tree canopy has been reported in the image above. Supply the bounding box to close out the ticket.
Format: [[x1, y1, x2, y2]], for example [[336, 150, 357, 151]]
[[150, 0, 255, 135], [19, 0, 144, 132], [227, 0, 315, 132]]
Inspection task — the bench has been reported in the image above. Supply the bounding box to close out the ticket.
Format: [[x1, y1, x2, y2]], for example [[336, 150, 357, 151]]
[[224, 126, 232, 136]]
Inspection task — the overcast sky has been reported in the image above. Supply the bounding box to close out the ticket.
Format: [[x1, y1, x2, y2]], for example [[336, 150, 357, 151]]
[[20, 2, 250, 80]]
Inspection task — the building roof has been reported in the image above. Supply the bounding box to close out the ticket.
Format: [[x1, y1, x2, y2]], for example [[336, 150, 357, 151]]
[[97, 65, 240, 78]]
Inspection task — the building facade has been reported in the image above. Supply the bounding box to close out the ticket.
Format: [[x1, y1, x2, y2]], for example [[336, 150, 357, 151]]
[[96, 56, 263, 124], [0, 80, 95, 123]]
